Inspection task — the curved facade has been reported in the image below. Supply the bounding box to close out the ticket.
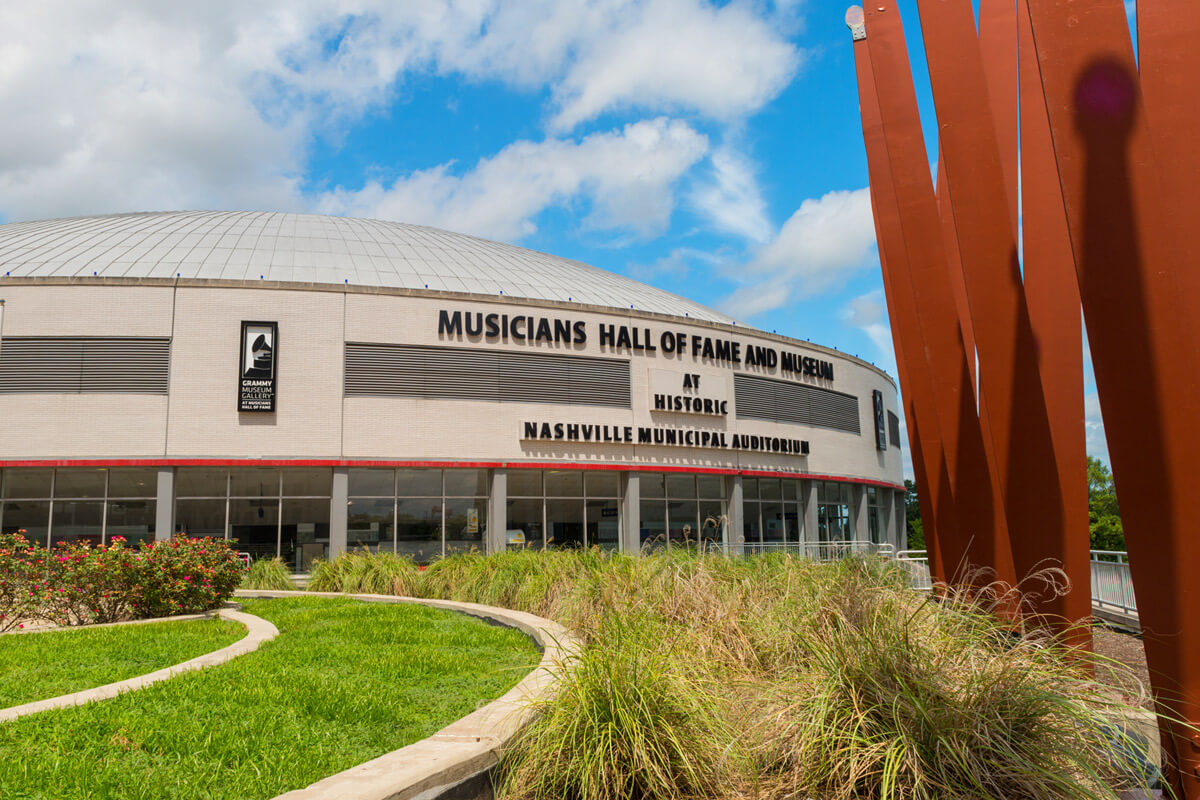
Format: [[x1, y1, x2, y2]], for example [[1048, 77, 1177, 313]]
[[0, 212, 905, 566]]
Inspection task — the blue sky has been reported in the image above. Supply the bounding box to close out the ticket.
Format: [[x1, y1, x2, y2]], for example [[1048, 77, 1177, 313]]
[[0, 0, 1119, 472]]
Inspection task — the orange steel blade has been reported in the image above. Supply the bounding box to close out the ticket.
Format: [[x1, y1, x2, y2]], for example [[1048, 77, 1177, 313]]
[[979, 0, 1020, 225], [1017, 0, 1091, 641], [911, 0, 1089, 629], [854, 30, 957, 584], [1023, 0, 1200, 790], [863, 3, 1016, 588]]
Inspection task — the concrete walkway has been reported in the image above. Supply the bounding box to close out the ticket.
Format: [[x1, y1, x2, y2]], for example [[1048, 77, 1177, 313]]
[[0, 607, 278, 723]]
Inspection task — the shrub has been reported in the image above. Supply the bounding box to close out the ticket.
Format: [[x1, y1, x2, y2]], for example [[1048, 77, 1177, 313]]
[[241, 557, 296, 591], [307, 550, 419, 596], [0, 533, 242, 627]]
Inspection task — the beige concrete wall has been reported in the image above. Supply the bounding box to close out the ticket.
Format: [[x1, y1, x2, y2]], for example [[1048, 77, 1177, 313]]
[[0, 281, 903, 487]]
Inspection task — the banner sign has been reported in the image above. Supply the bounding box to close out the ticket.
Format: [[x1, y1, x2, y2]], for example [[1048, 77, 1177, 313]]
[[239, 321, 278, 412]]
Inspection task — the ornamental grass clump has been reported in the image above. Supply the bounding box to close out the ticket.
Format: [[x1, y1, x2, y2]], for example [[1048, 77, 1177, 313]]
[[306, 550, 419, 596], [241, 557, 296, 591], [419, 549, 1165, 800]]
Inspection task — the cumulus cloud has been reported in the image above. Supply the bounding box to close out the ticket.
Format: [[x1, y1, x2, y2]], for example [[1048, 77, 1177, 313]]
[[722, 187, 878, 318], [317, 118, 708, 241], [842, 289, 896, 369], [0, 0, 799, 223], [689, 148, 773, 243]]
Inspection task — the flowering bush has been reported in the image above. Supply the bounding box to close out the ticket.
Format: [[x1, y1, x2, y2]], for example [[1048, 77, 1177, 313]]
[[0, 534, 243, 628]]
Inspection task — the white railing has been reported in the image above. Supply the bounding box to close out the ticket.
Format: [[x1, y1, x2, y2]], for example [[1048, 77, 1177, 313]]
[[895, 549, 932, 590], [1090, 549, 1137, 616], [742, 540, 895, 561]]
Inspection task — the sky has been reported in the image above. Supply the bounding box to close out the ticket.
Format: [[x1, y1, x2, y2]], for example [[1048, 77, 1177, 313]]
[[0, 0, 1121, 476]]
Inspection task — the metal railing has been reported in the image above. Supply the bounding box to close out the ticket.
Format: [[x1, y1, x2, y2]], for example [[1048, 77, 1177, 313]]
[[742, 540, 895, 561], [1090, 549, 1137, 616], [895, 549, 933, 590]]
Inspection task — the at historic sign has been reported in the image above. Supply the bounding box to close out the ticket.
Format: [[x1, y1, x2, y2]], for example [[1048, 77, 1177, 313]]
[[239, 321, 278, 412]]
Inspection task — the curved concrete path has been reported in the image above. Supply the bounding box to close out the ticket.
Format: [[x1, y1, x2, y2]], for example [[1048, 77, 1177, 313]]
[[0, 607, 278, 723], [234, 590, 577, 800]]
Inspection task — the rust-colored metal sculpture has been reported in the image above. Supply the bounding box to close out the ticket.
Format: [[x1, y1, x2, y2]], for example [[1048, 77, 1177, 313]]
[[849, 0, 1200, 790], [861, 2, 1016, 588]]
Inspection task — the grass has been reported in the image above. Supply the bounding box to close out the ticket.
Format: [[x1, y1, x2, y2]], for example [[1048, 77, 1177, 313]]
[[307, 549, 420, 596], [0, 597, 541, 800], [0, 618, 244, 709], [239, 557, 296, 590], [413, 550, 1162, 800]]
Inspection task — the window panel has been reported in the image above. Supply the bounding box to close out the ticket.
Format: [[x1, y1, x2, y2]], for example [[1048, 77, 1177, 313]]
[[108, 469, 157, 498], [229, 468, 281, 498], [2, 469, 53, 499], [445, 497, 486, 554], [51, 500, 104, 546], [507, 470, 543, 498], [585, 472, 620, 498], [445, 469, 488, 497], [639, 500, 666, 551], [348, 498, 394, 552], [348, 469, 394, 497], [667, 500, 699, 546], [54, 469, 106, 499], [697, 475, 724, 499], [782, 480, 798, 501], [759, 478, 781, 501], [105, 500, 156, 547], [282, 469, 332, 497], [282, 498, 330, 571], [545, 470, 583, 498], [666, 474, 696, 499], [396, 469, 442, 497], [586, 499, 620, 551], [699, 500, 725, 549], [546, 499, 584, 549], [761, 502, 785, 543], [396, 498, 441, 562], [1, 500, 50, 545], [506, 498, 543, 551], [175, 468, 227, 498], [175, 499, 225, 539], [229, 498, 279, 560], [742, 477, 759, 500]]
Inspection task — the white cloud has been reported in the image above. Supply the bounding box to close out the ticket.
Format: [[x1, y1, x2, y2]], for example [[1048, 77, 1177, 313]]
[[0, 1, 800, 223], [1085, 391, 1111, 464], [841, 289, 896, 371], [317, 118, 708, 241], [689, 148, 772, 243], [722, 187, 878, 318]]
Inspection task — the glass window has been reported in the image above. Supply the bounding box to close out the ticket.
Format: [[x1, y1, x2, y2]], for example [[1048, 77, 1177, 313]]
[[546, 499, 585, 549], [348, 498, 394, 552], [784, 504, 801, 544], [1, 500, 51, 545], [445, 469, 488, 497], [586, 499, 620, 551], [229, 498, 279, 560], [585, 472, 620, 498], [759, 478, 781, 501], [640, 472, 665, 498], [545, 470, 583, 497], [282, 469, 332, 497], [699, 500, 725, 549], [507, 498, 543, 550], [445, 497, 486, 554], [54, 469, 106, 498], [782, 480, 798, 501], [2, 469, 53, 499], [762, 502, 785, 543], [230, 468, 280, 498], [697, 475, 724, 499], [667, 500, 699, 546], [51, 500, 104, 546], [508, 470, 543, 497], [666, 474, 696, 499], [108, 469, 157, 498], [742, 477, 759, 500], [349, 469, 394, 497], [744, 501, 762, 544], [176, 468, 227, 498], [105, 500, 155, 547], [282, 498, 330, 571], [396, 498, 441, 562], [397, 469, 442, 497], [175, 499, 225, 539], [640, 500, 667, 550]]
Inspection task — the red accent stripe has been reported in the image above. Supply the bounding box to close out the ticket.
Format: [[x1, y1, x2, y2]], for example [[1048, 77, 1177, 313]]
[[0, 458, 904, 491]]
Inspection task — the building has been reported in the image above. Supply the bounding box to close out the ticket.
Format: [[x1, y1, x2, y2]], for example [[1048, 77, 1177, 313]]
[[0, 211, 905, 567]]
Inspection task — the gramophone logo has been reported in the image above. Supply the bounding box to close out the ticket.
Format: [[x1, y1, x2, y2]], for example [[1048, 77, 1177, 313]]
[[239, 321, 278, 412]]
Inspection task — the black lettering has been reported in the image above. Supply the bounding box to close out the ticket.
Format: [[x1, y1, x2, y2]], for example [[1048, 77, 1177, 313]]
[[512, 316, 526, 340], [485, 314, 500, 337], [616, 327, 632, 349], [536, 318, 552, 342], [465, 312, 483, 337], [554, 423, 564, 440], [573, 321, 587, 343], [438, 310, 462, 336], [714, 339, 731, 362], [639, 427, 652, 444], [554, 319, 571, 342], [661, 331, 676, 353], [624, 426, 633, 442], [654, 394, 666, 410], [691, 335, 702, 356], [524, 422, 538, 439], [567, 423, 580, 439]]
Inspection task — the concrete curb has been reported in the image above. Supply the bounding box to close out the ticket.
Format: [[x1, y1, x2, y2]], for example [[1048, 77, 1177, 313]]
[[0, 607, 278, 723], [4, 608, 220, 635], [234, 590, 577, 800]]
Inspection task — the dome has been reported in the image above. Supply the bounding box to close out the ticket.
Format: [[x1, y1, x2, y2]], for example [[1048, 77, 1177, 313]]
[[0, 211, 738, 325]]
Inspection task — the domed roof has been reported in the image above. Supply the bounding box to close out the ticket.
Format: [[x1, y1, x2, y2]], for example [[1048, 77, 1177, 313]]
[[0, 211, 737, 325]]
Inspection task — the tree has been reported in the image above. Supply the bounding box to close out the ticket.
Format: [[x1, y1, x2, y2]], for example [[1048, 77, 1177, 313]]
[[904, 479, 925, 550], [1087, 455, 1125, 551]]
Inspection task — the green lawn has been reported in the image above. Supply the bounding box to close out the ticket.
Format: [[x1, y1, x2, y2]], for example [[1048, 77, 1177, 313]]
[[0, 617, 245, 709], [0, 597, 541, 800]]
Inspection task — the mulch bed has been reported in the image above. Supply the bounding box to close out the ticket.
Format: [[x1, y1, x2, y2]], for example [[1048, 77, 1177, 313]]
[[1092, 624, 1154, 711]]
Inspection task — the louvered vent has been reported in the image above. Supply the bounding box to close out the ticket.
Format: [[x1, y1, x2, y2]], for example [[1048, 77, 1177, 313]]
[[888, 411, 902, 448], [734, 374, 861, 434], [0, 337, 171, 394], [345, 343, 631, 408]]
